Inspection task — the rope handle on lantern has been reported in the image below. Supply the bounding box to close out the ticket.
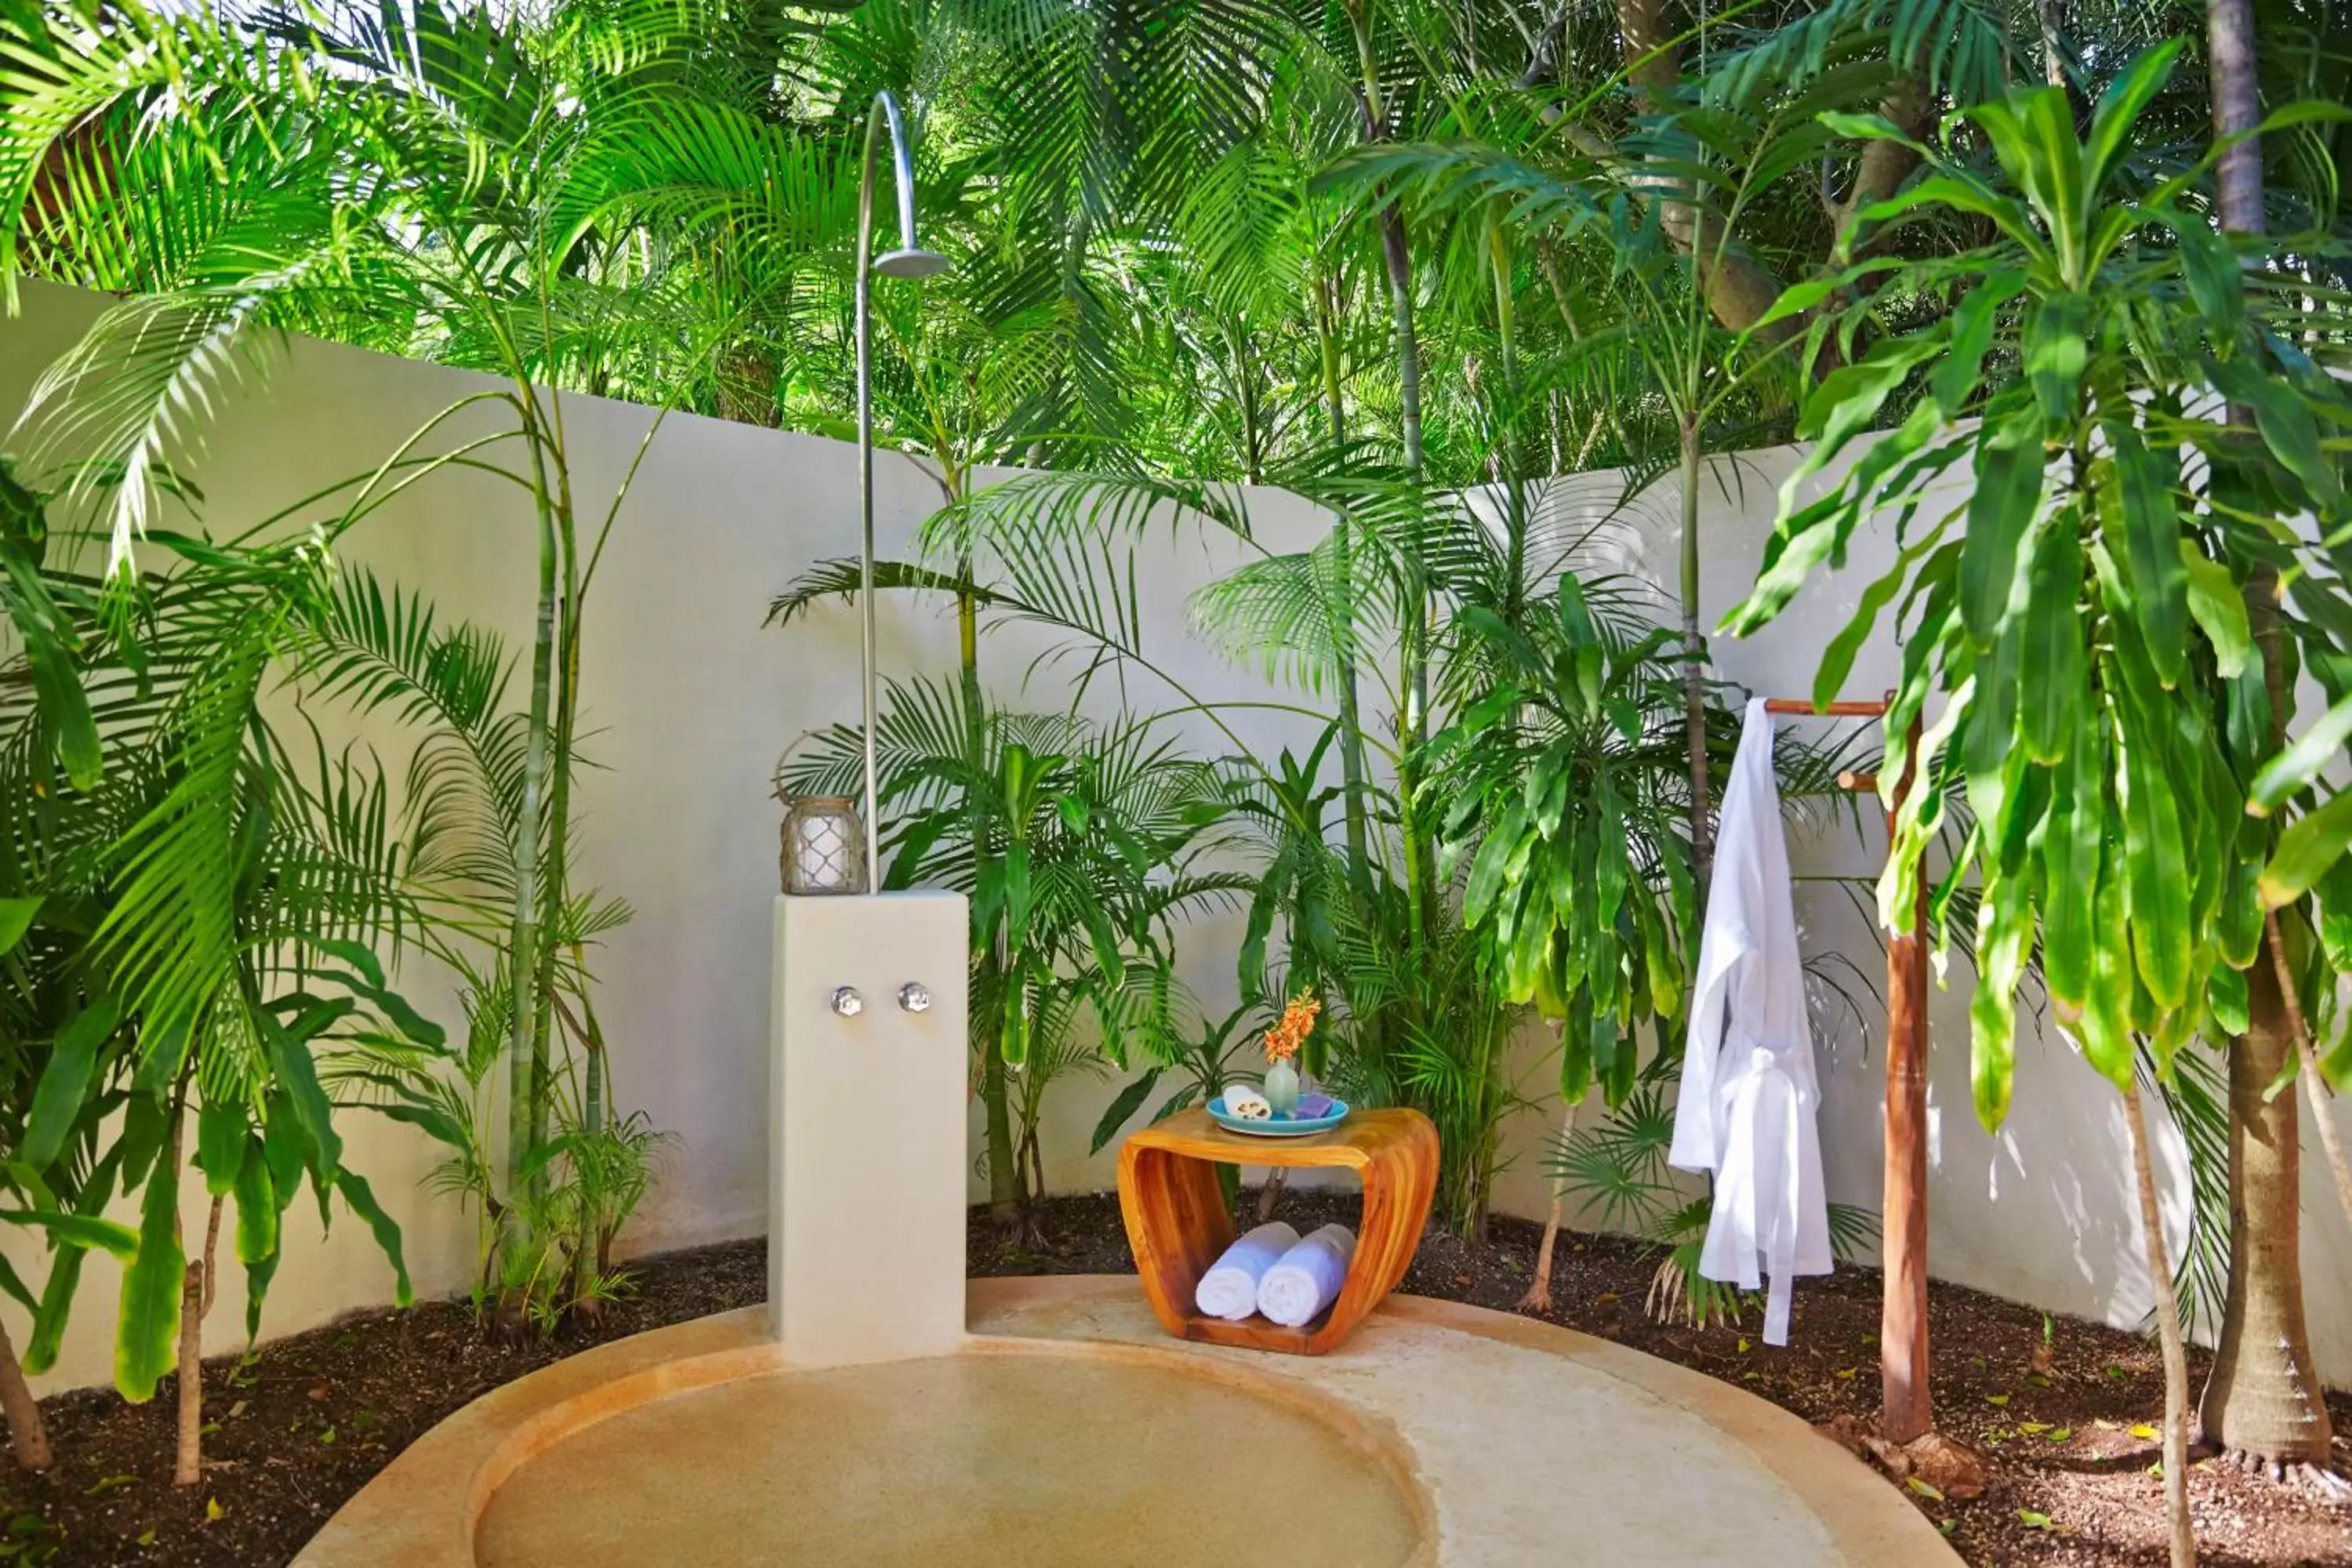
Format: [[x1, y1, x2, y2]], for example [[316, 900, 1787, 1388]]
[[773, 728, 846, 804]]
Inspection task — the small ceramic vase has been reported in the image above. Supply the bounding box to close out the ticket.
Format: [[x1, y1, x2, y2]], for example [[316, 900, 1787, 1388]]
[[1263, 1057, 1301, 1117]]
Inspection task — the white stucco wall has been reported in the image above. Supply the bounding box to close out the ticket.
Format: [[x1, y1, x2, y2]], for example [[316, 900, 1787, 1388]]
[[4, 279, 2348, 1397]]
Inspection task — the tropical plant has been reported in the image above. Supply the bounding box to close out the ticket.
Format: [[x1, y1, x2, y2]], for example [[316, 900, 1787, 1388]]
[[1724, 41, 2352, 1552], [783, 678, 1240, 1218], [0, 458, 446, 1486], [296, 570, 663, 1334], [1, 0, 740, 1338]]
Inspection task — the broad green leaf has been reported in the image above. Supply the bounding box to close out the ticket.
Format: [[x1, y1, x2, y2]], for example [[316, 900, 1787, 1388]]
[[1969, 868, 2033, 1128], [1816, 532, 1951, 711], [1795, 336, 1947, 463], [1855, 174, 2042, 257], [2209, 962, 2250, 1035], [2170, 218, 2240, 334], [0, 548, 101, 791], [196, 1098, 246, 1199], [261, 1009, 342, 1185], [0, 895, 40, 956], [27, 1240, 89, 1377], [2260, 789, 2352, 907], [2084, 42, 2183, 196], [23, 996, 119, 1171], [2106, 420, 2188, 688], [1932, 271, 2024, 417], [2075, 858, 2138, 1084], [24, 1150, 118, 1374], [2248, 693, 2352, 815], [334, 1171, 411, 1307], [232, 1138, 277, 1268], [2117, 725, 2192, 1010], [115, 1153, 183, 1403], [245, 1247, 281, 1346], [2210, 358, 2339, 511], [1973, 89, 2086, 278], [1817, 110, 1920, 147], [1090, 1069, 1162, 1156], [2018, 518, 2085, 764], [0, 1209, 138, 1256], [2026, 294, 2089, 425], [2039, 724, 2102, 1006], [2181, 546, 2249, 680], [1960, 420, 2045, 644]]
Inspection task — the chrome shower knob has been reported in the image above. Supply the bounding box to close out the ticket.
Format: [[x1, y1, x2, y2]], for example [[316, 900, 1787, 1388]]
[[898, 982, 932, 1014], [829, 985, 865, 1018]]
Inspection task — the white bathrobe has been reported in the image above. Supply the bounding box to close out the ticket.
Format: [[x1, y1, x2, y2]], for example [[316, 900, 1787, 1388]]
[[1668, 698, 1831, 1345]]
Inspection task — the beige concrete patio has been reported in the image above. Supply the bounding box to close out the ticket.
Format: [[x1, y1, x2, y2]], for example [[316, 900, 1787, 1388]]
[[295, 1276, 1956, 1567]]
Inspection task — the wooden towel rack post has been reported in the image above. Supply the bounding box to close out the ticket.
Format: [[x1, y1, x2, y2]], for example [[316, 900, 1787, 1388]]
[[1761, 694, 1933, 1445]]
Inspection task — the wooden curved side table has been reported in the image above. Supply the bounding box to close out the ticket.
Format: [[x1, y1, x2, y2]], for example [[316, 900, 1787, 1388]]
[[1115, 1106, 1439, 1356]]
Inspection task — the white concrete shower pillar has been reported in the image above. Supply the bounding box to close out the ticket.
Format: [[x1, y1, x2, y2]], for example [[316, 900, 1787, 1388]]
[[770, 890, 968, 1367]]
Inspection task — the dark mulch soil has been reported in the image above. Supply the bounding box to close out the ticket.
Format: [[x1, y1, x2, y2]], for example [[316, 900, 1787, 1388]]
[[3, 1193, 2347, 1567], [0, 1242, 768, 1567]]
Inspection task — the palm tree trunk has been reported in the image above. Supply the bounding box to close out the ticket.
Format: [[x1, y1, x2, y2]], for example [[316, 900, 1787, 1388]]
[[173, 1196, 223, 1487], [0, 1316, 50, 1472], [2263, 912, 2352, 1230], [1679, 419, 1714, 891], [981, 1008, 1019, 1225], [960, 572, 1019, 1226], [2199, 954, 2333, 1472], [1316, 278, 1376, 911], [506, 426, 561, 1190], [1345, 0, 1435, 940], [526, 492, 583, 1173], [2124, 1081, 2197, 1568], [2196, 0, 2334, 1478]]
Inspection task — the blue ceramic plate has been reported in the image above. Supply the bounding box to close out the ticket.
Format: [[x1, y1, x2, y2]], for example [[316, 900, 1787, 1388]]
[[1207, 1094, 1351, 1138]]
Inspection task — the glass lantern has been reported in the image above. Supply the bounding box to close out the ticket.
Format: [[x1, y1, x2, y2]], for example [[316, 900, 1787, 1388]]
[[774, 739, 867, 895], [779, 792, 866, 895]]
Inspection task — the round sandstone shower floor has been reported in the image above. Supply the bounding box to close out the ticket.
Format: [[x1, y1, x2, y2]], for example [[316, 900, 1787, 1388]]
[[473, 1349, 1423, 1568]]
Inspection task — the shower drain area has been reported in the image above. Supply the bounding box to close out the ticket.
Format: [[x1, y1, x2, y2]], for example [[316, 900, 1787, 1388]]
[[474, 1348, 1425, 1568]]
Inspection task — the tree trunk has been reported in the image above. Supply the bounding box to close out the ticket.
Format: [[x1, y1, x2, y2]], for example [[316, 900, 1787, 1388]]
[[1344, 0, 1436, 942], [2264, 911, 2352, 1233], [1255, 1168, 1287, 1223], [1612, 0, 1798, 339], [2199, 955, 2333, 1472], [506, 426, 562, 1192], [957, 561, 1019, 1229], [2125, 1080, 2198, 1568], [1678, 419, 1714, 891], [174, 1196, 223, 1487], [1519, 1097, 1580, 1312], [0, 1314, 50, 1472], [570, 967, 608, 1323], [1316, 278, 1377, 914], [2206, 0, 2263, 238], [2198, 0, 2336, 1480], [2034, 0, 2067, 87], [1828, 82, 1929, 256], [981, 989, 1019, 1225]]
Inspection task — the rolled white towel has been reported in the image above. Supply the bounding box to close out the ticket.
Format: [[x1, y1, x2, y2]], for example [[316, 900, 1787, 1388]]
[[1222, 1085, 1272, 1120], [1258, 1224, 1356, 1327], [1194, 1221, 1301, 1321]]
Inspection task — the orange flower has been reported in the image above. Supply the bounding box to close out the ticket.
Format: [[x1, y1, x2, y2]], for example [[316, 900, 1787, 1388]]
[[1264, 991, 1322, 1062]]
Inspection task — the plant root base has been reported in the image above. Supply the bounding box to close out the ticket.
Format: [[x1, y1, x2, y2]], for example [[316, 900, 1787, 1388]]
[[1818, 1414, 1992, 1501], [2211, 1448, 2352, 1501]]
